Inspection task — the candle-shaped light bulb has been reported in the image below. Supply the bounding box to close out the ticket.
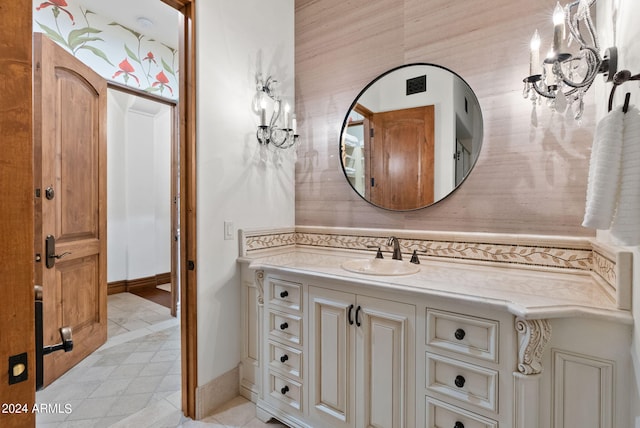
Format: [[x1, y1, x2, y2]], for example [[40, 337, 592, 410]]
[[552, 2, 565, 54], [530, 29, 541, 75], [284, 103, 291, 129], [260, 98, 267, 126], [292, 114, 297, 134]]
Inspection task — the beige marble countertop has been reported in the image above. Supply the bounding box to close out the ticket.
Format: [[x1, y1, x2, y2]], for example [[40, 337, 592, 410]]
[[239, 247, 633, 324]]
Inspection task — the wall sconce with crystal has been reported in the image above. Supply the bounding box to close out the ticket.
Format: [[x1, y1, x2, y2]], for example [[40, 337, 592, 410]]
[[255, 75, 298, 149], [523, 0, 617, 120]]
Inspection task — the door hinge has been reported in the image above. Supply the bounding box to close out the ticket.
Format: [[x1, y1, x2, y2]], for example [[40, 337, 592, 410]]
[[35, 188, 41, 198], [370, 128, 374, 138], [187, 260, 195, 270], [371, 177, 375, 187]]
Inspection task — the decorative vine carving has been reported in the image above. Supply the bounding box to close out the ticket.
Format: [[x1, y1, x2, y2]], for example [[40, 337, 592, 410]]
[[515, 317, 551, 375]]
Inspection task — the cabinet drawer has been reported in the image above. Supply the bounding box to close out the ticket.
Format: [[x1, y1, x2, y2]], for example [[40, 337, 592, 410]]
[[426, 353, 498, 412], [269, 340, 302, 380], [269, 309, 302, 346], [269, 371, 302, 412], [426, 396, 498, 428], [427, 309, 498, 363], [269, 278, 302, 312]]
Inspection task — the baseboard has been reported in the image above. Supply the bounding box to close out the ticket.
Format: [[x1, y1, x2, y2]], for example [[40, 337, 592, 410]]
[[195, 366, 240, 420], [107, 280, 127, 295], [107, 272, 171, 295]]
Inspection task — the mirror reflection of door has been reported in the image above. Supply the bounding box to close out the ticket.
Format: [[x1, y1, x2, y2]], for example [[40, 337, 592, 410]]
[[367, 105, 435, 210]]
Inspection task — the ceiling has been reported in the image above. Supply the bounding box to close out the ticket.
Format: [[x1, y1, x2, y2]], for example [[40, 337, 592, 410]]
[[74, 0, 179, 48]]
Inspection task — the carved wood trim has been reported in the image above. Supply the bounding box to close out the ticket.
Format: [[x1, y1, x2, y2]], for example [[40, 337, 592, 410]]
[[515, 317, 551, 375], [255, 270, 265, 305]]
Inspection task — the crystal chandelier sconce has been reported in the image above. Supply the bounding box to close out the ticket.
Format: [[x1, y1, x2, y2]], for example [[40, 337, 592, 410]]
[[522, 0, 617, 120], [256, 75, 298, 149]]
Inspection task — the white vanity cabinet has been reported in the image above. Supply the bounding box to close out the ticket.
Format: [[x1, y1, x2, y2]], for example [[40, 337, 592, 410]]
[[422, 304, 515, 428], [239, 248, 633, 428], [307, 285, 415, 428]]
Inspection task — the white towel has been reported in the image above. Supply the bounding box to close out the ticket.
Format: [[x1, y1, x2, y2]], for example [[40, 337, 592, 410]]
[[610, 106, 640, 245], [582, 107, 625, 229]]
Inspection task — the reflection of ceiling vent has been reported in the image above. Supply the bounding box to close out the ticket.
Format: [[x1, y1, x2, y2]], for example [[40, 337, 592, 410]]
[[406, 75, 426, 95]]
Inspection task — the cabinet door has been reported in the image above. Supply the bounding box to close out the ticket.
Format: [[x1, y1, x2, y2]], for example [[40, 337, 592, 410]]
[[356, 295, 415, 428], [308, 286, 356, 428]]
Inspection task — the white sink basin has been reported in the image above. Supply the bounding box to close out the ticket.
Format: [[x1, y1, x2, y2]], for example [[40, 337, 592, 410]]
[[340, 258, 420, 276]]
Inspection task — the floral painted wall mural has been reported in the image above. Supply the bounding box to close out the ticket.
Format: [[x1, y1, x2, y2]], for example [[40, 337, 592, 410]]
[[33, 0, 178, 100]]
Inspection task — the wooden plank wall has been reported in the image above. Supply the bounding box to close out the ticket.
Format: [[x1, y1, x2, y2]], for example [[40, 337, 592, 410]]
[[294, 0, 597, 236]]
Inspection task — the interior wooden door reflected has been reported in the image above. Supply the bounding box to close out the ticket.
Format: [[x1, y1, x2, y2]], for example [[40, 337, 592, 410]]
[[369, 105, 435, 210], [34, 33, 108, 387]]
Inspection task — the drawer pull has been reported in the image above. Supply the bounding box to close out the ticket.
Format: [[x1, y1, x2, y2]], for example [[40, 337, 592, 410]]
[[281, 385, 289, 395], [280, 290, 289, 298], [454, 422, 464, 428], [454, 328, 466, 340], [454, 375, 466, 388], [280, 354, 289, 363], [280, 322, 289, 330]]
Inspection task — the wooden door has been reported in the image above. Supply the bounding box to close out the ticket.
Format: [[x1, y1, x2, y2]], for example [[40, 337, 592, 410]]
[[33, 33, 108, 387], [308, 286, 355, 428], [356, 295, 415, 428], [0, 3, 36, 427], [369, 105, 435, 210]]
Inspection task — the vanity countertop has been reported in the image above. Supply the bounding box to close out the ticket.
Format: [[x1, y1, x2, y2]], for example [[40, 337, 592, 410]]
[[239, 247, 632, 324]]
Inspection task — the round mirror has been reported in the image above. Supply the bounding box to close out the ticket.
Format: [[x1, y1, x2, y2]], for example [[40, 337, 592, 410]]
[[340, 63, 483, 211]]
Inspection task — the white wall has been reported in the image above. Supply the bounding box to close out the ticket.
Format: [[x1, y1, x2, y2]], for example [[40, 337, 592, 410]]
[[596, 0, 640, 423], [196, 0, 295, 386], [107, 89, 173, 282]]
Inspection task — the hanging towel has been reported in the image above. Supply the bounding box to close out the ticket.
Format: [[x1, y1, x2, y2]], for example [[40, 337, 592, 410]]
[[610, 106, 640, 245], [582, 107, 625, 229]]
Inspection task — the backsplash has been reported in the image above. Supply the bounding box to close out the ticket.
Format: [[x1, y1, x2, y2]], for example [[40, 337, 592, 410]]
[[240, 226, 629, 308]]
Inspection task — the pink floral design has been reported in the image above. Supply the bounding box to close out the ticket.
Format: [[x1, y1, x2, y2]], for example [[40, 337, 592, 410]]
[[36, 0, 75, 24], [112, 59, 140, 86], [152, 71, 173, 95]]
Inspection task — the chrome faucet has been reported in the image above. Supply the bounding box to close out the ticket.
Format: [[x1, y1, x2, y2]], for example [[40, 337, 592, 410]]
[[387, 236, 402, 260]]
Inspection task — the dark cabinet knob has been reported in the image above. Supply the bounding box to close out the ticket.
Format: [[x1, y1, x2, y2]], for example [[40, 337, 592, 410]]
[[280, 322, 289, 330], [454, 422, 464, 428], [280, 354, 289, 363], [454, 375, 466, 388], [280, 385, 289, 395], [454, 328, 466, 340], [280, 290, 288, 298]]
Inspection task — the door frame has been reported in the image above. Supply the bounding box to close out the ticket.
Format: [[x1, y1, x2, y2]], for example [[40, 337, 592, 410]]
[[168, 0, 198, 417]]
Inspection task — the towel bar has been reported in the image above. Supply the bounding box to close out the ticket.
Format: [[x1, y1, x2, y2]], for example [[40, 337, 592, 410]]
[[608, 70, 640, 112]]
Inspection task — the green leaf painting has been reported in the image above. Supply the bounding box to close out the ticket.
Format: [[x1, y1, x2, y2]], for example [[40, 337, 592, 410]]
[[34, 0, 178, 99]]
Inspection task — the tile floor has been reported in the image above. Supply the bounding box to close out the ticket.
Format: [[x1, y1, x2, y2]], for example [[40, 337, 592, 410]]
[[36, 292, 288, 428]]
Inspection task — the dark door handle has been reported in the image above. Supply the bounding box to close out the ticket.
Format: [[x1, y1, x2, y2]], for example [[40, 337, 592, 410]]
[[348, 304, 354, 325], [454, 375, 466, 388], [45, 235, 71, 268], [280, 322, 288, 330], [280, 354, 289, 363], [280, 290, 288, 298], [35, 284, 73, 390], [355, 305, 362, 327]]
